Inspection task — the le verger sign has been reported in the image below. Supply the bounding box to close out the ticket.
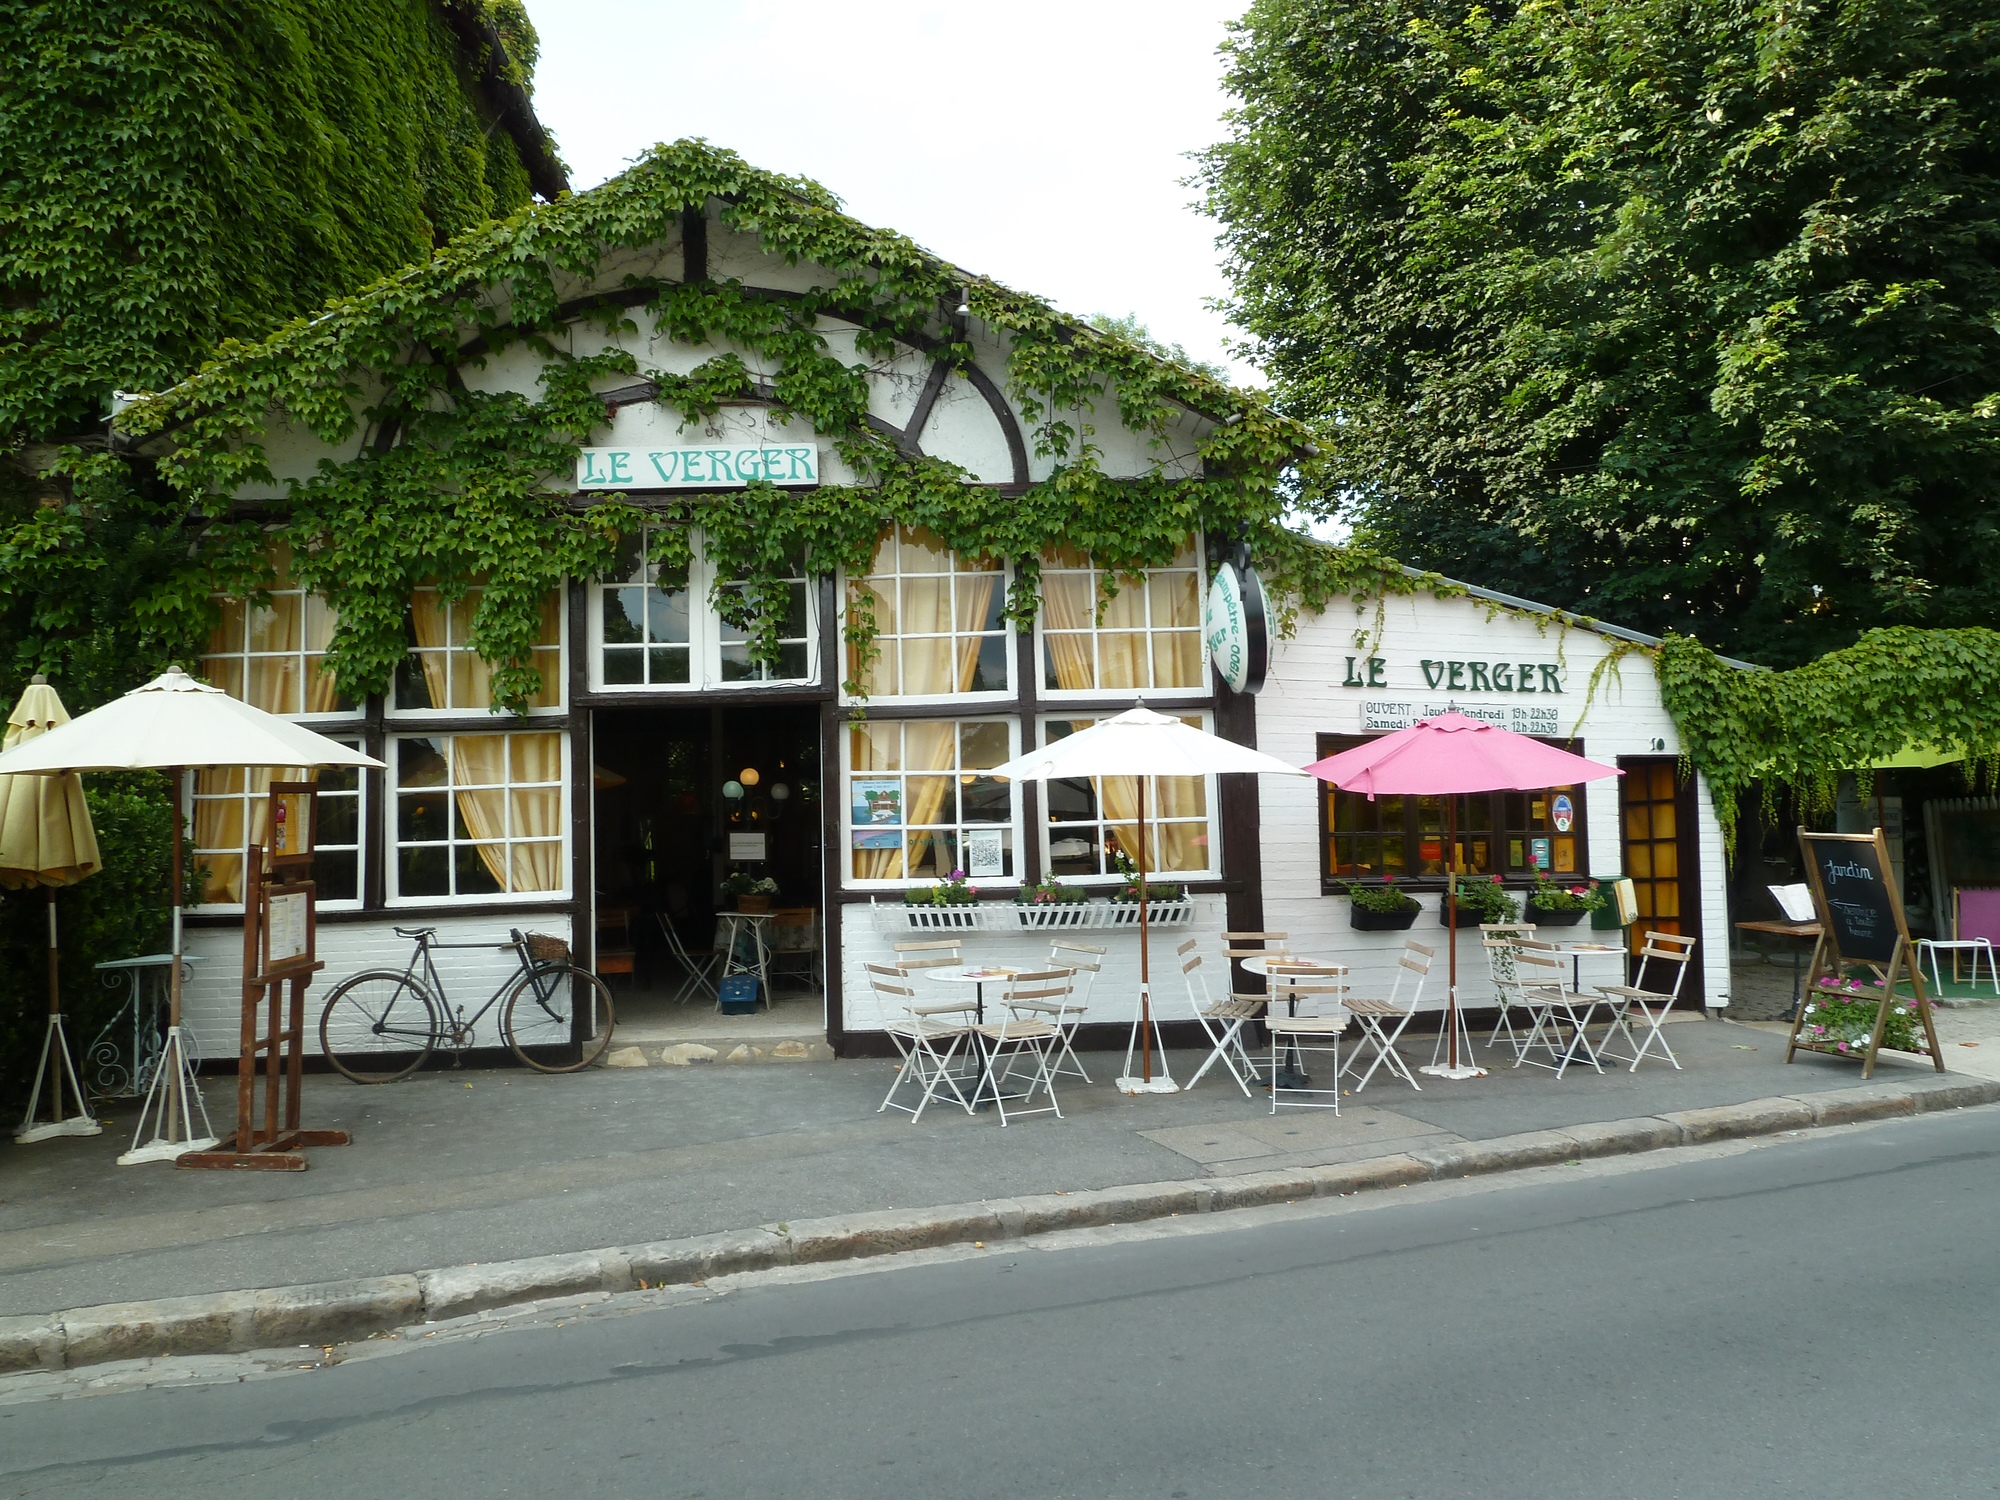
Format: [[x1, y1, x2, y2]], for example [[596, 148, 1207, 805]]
[[577, 443, 819, 491]]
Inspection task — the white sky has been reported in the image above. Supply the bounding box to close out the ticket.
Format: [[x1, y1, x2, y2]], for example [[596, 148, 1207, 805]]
[[518, 0, 1258, 384]]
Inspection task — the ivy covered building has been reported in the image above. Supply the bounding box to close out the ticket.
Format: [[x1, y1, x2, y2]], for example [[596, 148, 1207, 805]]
[[117, 142, 1745, 1057]]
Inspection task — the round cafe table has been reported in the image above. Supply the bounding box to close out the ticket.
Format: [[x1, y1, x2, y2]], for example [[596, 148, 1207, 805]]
[[1240, 957, 1349, 1090], [924, 965, 1020, 1025]]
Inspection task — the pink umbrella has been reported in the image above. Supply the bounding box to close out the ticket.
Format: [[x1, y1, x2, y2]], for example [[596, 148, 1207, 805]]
[[1303, 713, 1621, 1078]]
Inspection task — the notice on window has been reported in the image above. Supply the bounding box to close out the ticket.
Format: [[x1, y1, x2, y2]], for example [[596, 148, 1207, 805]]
[[728, 832, 767, 862], [963, 828, 1005, 878], [1530, 837, 1552, 871], [852, 779, 901, 827], [267, 892, 308, 966]]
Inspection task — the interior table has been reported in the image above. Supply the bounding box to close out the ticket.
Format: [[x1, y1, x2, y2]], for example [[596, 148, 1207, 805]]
[[716, 911, 775, 1009], [1735, 919, 1823, 1019]]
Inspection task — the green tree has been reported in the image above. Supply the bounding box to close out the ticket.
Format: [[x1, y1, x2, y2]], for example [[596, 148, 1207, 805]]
[[1200, 0, 2000, 665]]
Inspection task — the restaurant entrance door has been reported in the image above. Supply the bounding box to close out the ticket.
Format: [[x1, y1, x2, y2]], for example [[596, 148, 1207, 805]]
[[1617, 756, 1704, 1006], [590, 703, 824, 1022]]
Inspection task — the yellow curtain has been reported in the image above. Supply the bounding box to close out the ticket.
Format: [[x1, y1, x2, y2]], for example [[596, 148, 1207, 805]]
[[1148, 570, 1203, 689], [508, 732, 563, 892], [1040, 567, 1096, 691], [1098, 575, 1148, 691], [902, 721, 960, 877], [191, 763, 312, 903]]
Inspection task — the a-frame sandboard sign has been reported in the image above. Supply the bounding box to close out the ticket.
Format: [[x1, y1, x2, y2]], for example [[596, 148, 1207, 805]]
[[1787, 826, 1944, 1081]]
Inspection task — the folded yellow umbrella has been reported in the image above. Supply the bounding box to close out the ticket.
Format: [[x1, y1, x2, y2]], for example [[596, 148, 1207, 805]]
[[2, 675, 104, 1142]]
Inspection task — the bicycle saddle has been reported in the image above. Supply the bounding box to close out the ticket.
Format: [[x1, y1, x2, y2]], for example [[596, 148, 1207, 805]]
[[393, 926, 438, 940]]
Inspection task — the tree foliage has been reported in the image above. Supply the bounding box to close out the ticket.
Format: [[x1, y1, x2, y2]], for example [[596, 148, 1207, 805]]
[[1201, 0, 2000, 666]]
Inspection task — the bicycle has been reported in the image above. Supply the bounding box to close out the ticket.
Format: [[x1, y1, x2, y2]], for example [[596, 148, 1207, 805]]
[[318, 927, 616, 1083]]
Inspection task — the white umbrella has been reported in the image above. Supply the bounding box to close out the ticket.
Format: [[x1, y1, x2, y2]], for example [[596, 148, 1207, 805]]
[[990, 706, 1311, 1092], [0, 668, 382, 1164]]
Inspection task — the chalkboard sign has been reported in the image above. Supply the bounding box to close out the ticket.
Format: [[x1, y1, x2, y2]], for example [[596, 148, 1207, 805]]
[[1804, 834, 1899, 962]]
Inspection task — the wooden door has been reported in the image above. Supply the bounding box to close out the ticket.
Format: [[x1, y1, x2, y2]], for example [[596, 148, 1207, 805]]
[[1618, 757, 1704, 1006]]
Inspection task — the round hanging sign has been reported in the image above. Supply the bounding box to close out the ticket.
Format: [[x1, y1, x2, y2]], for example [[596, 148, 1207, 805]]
[[1204, 560, 1269, 695], [1552, 793, 1574, 832]]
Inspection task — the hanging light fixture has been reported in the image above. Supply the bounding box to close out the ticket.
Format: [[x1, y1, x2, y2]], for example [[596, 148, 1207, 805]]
[[722, 780, 744, 801], [740, 767, 761, 788]]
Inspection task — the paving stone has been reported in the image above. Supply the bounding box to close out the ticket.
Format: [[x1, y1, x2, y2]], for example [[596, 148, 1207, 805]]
[[603, 1046, 650, 1068], [658, 1042, 719, 1066]]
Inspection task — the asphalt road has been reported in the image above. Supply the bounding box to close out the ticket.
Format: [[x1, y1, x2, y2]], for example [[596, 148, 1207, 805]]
[[6, 1108, 1998, 1499]]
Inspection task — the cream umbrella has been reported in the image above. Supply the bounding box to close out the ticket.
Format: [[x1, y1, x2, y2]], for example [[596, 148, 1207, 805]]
[[2, 676, 105, 1142], [989, 705, 1312, 1093], [0, 667, 382, 1163]]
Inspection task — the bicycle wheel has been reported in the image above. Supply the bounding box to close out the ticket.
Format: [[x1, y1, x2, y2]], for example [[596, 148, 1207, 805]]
[[318, 970, 440, 1083], [500, 963, 616, 1073]]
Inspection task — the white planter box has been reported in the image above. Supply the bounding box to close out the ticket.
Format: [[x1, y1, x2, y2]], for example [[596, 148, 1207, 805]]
[[897, 905, 988, 932], [1011, 903, 1098, 930], [1099, 898, 1195, 928]]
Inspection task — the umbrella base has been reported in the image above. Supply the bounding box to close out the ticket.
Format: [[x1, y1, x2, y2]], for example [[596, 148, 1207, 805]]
[[118, 1026, 218, 1167], [118, 1134, 220, 1166], [15, 1117, 102, 1143], [1417, 1063, 1487, 1080], [1115, 1076, 1181, 1094]]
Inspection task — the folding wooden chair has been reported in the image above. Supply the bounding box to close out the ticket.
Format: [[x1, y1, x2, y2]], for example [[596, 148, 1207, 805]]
[[1479, 923, 1538, 1058], [893, 938, 963, 975], [1511, 943, 1606, 1078], [1266, 969, 1349, 1113], [972, 970, 1068, 1126], [1340, 939, 1433, 1094], [655, 912, 718, 1005], [1594, 932, 1696, 1071], [868, 963, 976, 1122], [1003, 948, 1090, 1082], [1179, 939, 1266, 1098]]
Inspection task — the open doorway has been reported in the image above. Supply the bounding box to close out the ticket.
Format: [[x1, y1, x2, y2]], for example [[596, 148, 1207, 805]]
[[591, 703, 825, 1037]]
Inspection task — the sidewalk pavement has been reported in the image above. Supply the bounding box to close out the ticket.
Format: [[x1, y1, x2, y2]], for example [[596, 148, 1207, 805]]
[[7, 1005, 2000, 1334]]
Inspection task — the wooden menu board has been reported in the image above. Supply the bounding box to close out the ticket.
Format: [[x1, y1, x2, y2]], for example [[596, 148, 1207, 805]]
[[1787, 828, 1943, 1080]]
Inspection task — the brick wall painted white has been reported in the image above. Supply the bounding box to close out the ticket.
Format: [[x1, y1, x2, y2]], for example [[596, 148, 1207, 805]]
[[179, 911, 575, 1060]]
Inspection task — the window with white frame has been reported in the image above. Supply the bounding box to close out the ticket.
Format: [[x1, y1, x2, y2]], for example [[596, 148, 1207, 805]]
[[394, 586, 563, 714], [843, 524, 1009, 700], [1039, 716, 1217, 880], [392, 732, 566, 899], [1039, 537, 1205, 696], [189, 751, 365, 909], [590, 527, 816, 690], [845, 718, 1017, 884], [201, 556, 354, 718]]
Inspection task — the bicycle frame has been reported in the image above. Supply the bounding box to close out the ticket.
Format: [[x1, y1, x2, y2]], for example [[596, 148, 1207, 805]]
[[397, 931, 539, 1051]]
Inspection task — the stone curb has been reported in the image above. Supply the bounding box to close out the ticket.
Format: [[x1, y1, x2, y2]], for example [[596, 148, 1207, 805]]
[[6, 1075, 1994, 1376]]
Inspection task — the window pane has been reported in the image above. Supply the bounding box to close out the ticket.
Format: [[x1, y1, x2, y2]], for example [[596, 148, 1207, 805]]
[[959, 720, 1009, 769], [604, 589, 645, 645], [603, 648, 644, 685], [650, 645, 691, 684], [399, 845, 449, 896]]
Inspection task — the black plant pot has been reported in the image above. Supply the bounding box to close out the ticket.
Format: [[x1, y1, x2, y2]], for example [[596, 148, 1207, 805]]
[[1440, 905, 1494, 929], [1527, 903, 1587, 927], [1350, 903, 1420, 931]]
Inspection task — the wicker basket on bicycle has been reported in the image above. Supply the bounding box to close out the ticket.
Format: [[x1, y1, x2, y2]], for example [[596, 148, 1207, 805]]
[[523, 932, 571, 966]]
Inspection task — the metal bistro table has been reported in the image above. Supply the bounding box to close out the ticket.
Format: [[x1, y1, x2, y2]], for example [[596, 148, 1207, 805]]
[[87, 953, 202, 1101], [1548, 939, 1627, 995], [1242, 955, 1349, 1090], [925, 966, 1026, 1108], [716, 910, 776, 1010], [1735, 919, 1823, 1020]]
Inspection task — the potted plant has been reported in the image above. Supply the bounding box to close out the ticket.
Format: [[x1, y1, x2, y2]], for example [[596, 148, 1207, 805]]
[[1444, 873, 1520, 928], [720, 871, 779, 913], [904, 869, 983, 926], [1800, 974, 1933, 1058], [1525, 877, 1595, 927], [1013, 874, 1091, 927], [1344, 875, 1421, 931]]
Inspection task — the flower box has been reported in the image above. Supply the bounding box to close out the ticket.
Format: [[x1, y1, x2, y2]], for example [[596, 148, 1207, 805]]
[[1350, 902, 1420, 931], [1103, 897, 1196, 928], [1526, 902, 1586, 927], [1013, 903, 1098, 930], [1439, 904, 1492, 928], [901, 905, 985, 931], [735, 895, 770, 914]]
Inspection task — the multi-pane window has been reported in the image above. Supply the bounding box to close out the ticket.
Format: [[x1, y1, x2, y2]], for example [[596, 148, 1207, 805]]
[[395, 586, 562, 714], [718, 547, 811, 683], [600, 530, 693, 686], [845, 718, 1017, 883], [190, 752, 364, 908], [1039, 716, 1215, 880], [591, 527, 815, 690], [1319, 733, 1588, 885], [201, 552, 353, 717], [843, 524, 1008, 699], [1039, 538, 1204, 696], [392, 732, 565, 899]]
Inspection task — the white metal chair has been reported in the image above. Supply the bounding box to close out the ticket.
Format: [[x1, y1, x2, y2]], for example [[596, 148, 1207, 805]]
[[1594, 932, 1696, 1071], [1003, 961, 1090, 1083], [655, 912, 718, 1005], [973, 970, 1068, 1126], [1510, 943, 1606, 1078], [1266, 969, 1349, 1113], [1479, 923, 1538, 1058], [868, 962, 976, 1122], [1036, 939, 1104, 1082], [1179, 939, 1266, 1098], [893, 938, 963, 974], [1340, 939, 1433, 1094]]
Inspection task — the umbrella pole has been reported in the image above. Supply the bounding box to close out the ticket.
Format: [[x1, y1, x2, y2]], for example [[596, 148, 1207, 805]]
[[14, 890, 101, 1142], [1117, 777, 1175, 1093], [1447, 797, 1459, 1070], [121, 765, 217, 1164]]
